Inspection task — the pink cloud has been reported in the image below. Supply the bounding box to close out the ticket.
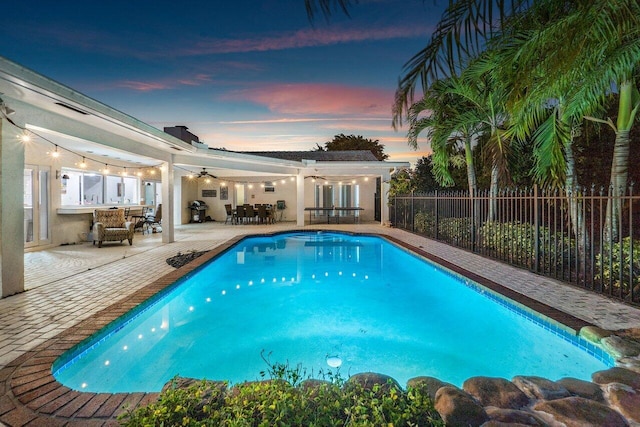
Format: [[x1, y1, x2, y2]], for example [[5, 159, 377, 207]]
[[177, 74, 213, 86], [181, 25, 432, 56], [223, 83, 394, 116], [116, 80, 171, 91]]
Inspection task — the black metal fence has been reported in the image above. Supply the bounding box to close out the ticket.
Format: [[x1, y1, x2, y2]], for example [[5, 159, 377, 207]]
[[390, 186, 640, 305]]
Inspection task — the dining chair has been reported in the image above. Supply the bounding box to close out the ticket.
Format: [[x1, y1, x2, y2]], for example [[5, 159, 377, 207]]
[[235, 205, 246, 224], [224, 204, 234, 224], [245, 205, 256, 224]]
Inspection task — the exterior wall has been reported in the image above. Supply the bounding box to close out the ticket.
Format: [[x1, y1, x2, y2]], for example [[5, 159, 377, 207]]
[[181, 177, 199, 224]]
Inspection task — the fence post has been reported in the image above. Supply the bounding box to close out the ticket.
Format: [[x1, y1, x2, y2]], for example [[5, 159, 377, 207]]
[[435, 190, 439, 240], [471, 188, 476, 252], [630, 183, 635, 302], [534, 184, 540, 273], [411, 191, 415, 233]]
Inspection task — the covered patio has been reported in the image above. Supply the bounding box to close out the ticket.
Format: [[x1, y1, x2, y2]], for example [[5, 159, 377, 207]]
[[0, 56, 407, 298]]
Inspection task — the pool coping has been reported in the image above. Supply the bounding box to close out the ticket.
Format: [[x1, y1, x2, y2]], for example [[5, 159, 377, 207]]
[[0, 230, 602, 426]]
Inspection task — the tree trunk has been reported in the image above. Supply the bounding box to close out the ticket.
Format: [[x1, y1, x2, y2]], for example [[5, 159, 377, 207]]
[[488, 163, 498, 221], [604, 79, 636, 243], [604, 129, 630, 243], [565, 142, 589, 278]]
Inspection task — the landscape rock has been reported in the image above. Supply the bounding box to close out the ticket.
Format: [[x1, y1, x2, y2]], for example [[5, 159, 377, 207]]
[[615, 328, 640, 342], [434, 386, 489, 427], [605, 383, 640, 423], [463, 377, 529, 409], [484, 406, 547, 426], [346, 372, 401, 394], [579, 326, 614, 344], [602, 336, 640, 359], [160, 376, 226, 394], [556, 377, 604, 402], [533, 396, 629, 427], [299, 379, 332, 393], [480, 422, 532, 427], [616, 356, 640, 374], [592, 367, 640, 390], [512, 376, 570, 400], [407, 376, 455, 401]]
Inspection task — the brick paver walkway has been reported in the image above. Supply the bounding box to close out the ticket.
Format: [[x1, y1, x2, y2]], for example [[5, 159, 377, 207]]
[[1, 222, 639, 426]]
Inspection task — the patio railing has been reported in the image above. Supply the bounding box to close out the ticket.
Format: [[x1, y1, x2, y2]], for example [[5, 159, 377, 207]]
[[390, 185, 640, 305]]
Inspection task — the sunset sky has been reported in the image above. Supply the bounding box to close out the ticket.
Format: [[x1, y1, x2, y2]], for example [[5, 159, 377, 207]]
[[1, 0, 446, 164]]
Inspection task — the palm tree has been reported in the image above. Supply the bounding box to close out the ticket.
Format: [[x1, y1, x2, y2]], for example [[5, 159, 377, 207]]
[[408, 56, 511, 220], [407, 77, 479, 195], [392, 0, 532, 128], [494, 0, 640, 241]]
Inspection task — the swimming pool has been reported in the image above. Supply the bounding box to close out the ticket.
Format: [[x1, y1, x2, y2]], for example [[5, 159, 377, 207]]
[[53, 231, 612, 393]]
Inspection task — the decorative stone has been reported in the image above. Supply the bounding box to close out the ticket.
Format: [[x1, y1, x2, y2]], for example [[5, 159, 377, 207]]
[[434, 386, 489, 427], [345, 372, 401, 394], [160, 377, 226, 416], [480, 421, 532, 426], [615, 328, 640, 342], [592, 367, 640, 390], [512, 376, 570, 400], [605, 383, 640, 423], [533, 396, 628, 427], [160, 376, 226, 394], [463, 377, 529, 409], [580, 326, 614, 344], [485, 406, 547, 426], [602, 336, 640, 358], [300, 379, 332, 391], [557, 377, 604, 402], [616, 356, 640, 374], [407, 376, 455, 401]]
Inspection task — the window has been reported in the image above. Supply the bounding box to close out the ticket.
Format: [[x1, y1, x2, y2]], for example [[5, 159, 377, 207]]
[[61, 168, 139, 206]]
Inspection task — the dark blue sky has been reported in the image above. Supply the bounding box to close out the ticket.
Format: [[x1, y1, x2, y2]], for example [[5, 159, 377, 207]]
[[1, 0, 446, 163]]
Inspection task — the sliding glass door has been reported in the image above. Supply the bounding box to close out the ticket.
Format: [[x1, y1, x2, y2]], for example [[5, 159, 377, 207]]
[[24, 165, 50, 248]]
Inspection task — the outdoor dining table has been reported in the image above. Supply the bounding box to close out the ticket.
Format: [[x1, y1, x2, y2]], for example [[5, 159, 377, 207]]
[[304, 207, 363, 224]]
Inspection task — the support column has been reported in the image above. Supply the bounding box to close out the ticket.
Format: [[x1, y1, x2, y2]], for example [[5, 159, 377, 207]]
[[161, 158, 174, 243], [0, 115, 26, 297], [381, 174, 390, 225], [296, 170, 305, 226]]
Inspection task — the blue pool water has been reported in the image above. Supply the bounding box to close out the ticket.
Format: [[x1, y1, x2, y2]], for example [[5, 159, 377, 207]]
[[53, 232, 612, 393]]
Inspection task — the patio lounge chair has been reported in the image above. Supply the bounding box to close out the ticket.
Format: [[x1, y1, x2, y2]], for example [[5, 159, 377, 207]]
[[93, 209, 134, 248], [144, 204, 162, 233]]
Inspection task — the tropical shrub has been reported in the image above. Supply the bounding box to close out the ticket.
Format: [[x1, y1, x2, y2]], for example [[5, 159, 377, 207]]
[[414, 210, 436, 236], [596, 237, 640, 300], [478, 221, 576, 271], [120, 361, 444, 426], [437, 217, 473, 245]]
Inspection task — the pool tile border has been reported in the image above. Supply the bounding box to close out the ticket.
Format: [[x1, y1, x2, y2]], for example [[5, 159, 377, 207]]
[[0, 231, 611, 426]]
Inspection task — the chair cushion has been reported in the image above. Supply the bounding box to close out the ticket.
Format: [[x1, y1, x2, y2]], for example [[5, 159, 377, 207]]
[[95, 209, 126, 228]]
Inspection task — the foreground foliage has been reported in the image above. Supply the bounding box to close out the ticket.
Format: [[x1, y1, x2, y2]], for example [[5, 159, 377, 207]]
[[120, 362, 444, 426]]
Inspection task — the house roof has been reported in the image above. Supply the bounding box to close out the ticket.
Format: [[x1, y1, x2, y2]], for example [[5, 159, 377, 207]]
[[233, 150, 381, 162]]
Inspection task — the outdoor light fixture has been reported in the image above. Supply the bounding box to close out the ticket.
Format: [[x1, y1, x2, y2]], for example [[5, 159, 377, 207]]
[[79, 157, 87, 168], [51, 145, 60, 158]]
